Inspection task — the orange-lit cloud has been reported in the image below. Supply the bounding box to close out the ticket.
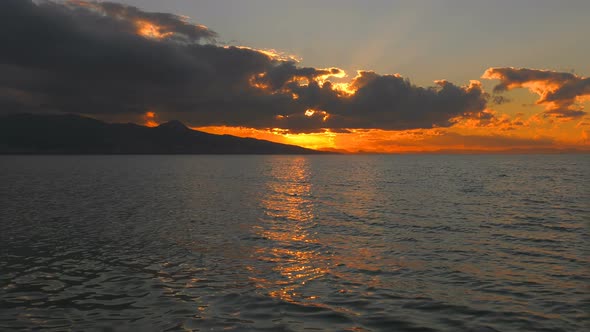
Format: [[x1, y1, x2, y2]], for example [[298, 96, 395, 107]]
[[450, 109, 526, 132], [66, 0, 216, 42], [227, 46, 301, 63], [482, 67, 590, 119], [242, 67, 488, 132], [143, 111, 159, 127], [134, 20, 174, 39]]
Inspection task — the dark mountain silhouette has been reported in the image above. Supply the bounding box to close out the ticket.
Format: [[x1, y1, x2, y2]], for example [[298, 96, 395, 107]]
[[0, 113, 329, 154]]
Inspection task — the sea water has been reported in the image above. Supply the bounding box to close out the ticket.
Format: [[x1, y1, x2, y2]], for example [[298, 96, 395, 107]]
[[1, 155, 588, 331]]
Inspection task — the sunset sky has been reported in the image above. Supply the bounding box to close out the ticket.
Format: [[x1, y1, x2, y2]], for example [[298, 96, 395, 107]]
[[2, 0, 589, 152]]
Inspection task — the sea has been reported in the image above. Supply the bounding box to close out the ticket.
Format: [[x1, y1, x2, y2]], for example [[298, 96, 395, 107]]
[[1, 155, 588, 331]]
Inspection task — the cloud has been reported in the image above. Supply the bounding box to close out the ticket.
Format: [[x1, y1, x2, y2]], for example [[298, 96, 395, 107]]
[[247, 72, 488, 132], [451, 109, 526, 131], [491, 95, 511, 105], [482, 67, 590, 119], [66, 0, 217, 42], [0, 0, 488, 133]]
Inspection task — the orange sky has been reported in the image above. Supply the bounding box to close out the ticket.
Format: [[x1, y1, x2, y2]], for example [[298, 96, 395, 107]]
[[108, 6, 590, 153], [196, 68, 590, 153], [193, 119, 590, 153], [130, 16, 589, 154], [142, 89, 589, 153]]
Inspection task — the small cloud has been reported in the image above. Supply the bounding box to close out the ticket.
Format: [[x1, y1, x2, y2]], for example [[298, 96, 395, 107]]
[[451, 109, 526, 131], [492, 95, 511, 105]]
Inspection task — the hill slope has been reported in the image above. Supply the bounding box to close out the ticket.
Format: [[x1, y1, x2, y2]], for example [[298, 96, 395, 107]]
[[0, 113, 327, 154]]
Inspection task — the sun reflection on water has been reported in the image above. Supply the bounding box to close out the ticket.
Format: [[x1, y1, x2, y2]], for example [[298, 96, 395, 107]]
[[249, 157, 329, 303]]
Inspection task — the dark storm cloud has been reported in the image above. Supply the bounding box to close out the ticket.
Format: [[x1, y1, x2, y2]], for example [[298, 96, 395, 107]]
[[0, 0, 274, 113], [483, 67, 590, 119], [0, 0, 488, 132]]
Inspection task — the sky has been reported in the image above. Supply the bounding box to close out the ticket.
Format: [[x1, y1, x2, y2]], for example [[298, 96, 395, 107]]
[[1, 0, 589, 152], [116, 0, 590, 86]]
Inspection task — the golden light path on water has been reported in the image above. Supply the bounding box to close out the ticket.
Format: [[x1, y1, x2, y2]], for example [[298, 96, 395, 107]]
[[250, 157, 328, 303], [247, 157, 411, 309]]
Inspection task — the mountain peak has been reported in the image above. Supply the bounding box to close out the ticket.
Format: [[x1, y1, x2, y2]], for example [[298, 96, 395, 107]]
[[157, 120, 189, 131], [0, 113, 330, 154]]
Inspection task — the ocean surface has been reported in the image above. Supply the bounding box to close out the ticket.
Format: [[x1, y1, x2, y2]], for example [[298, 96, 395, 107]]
[[1, 155, 588, 331]]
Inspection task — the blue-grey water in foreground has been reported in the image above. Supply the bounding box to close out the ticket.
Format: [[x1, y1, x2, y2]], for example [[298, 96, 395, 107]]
[[1, 155, 588, 332]]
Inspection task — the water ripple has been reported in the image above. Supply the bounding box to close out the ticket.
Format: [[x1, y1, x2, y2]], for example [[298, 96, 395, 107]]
[[1, 154, 588, 331]]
